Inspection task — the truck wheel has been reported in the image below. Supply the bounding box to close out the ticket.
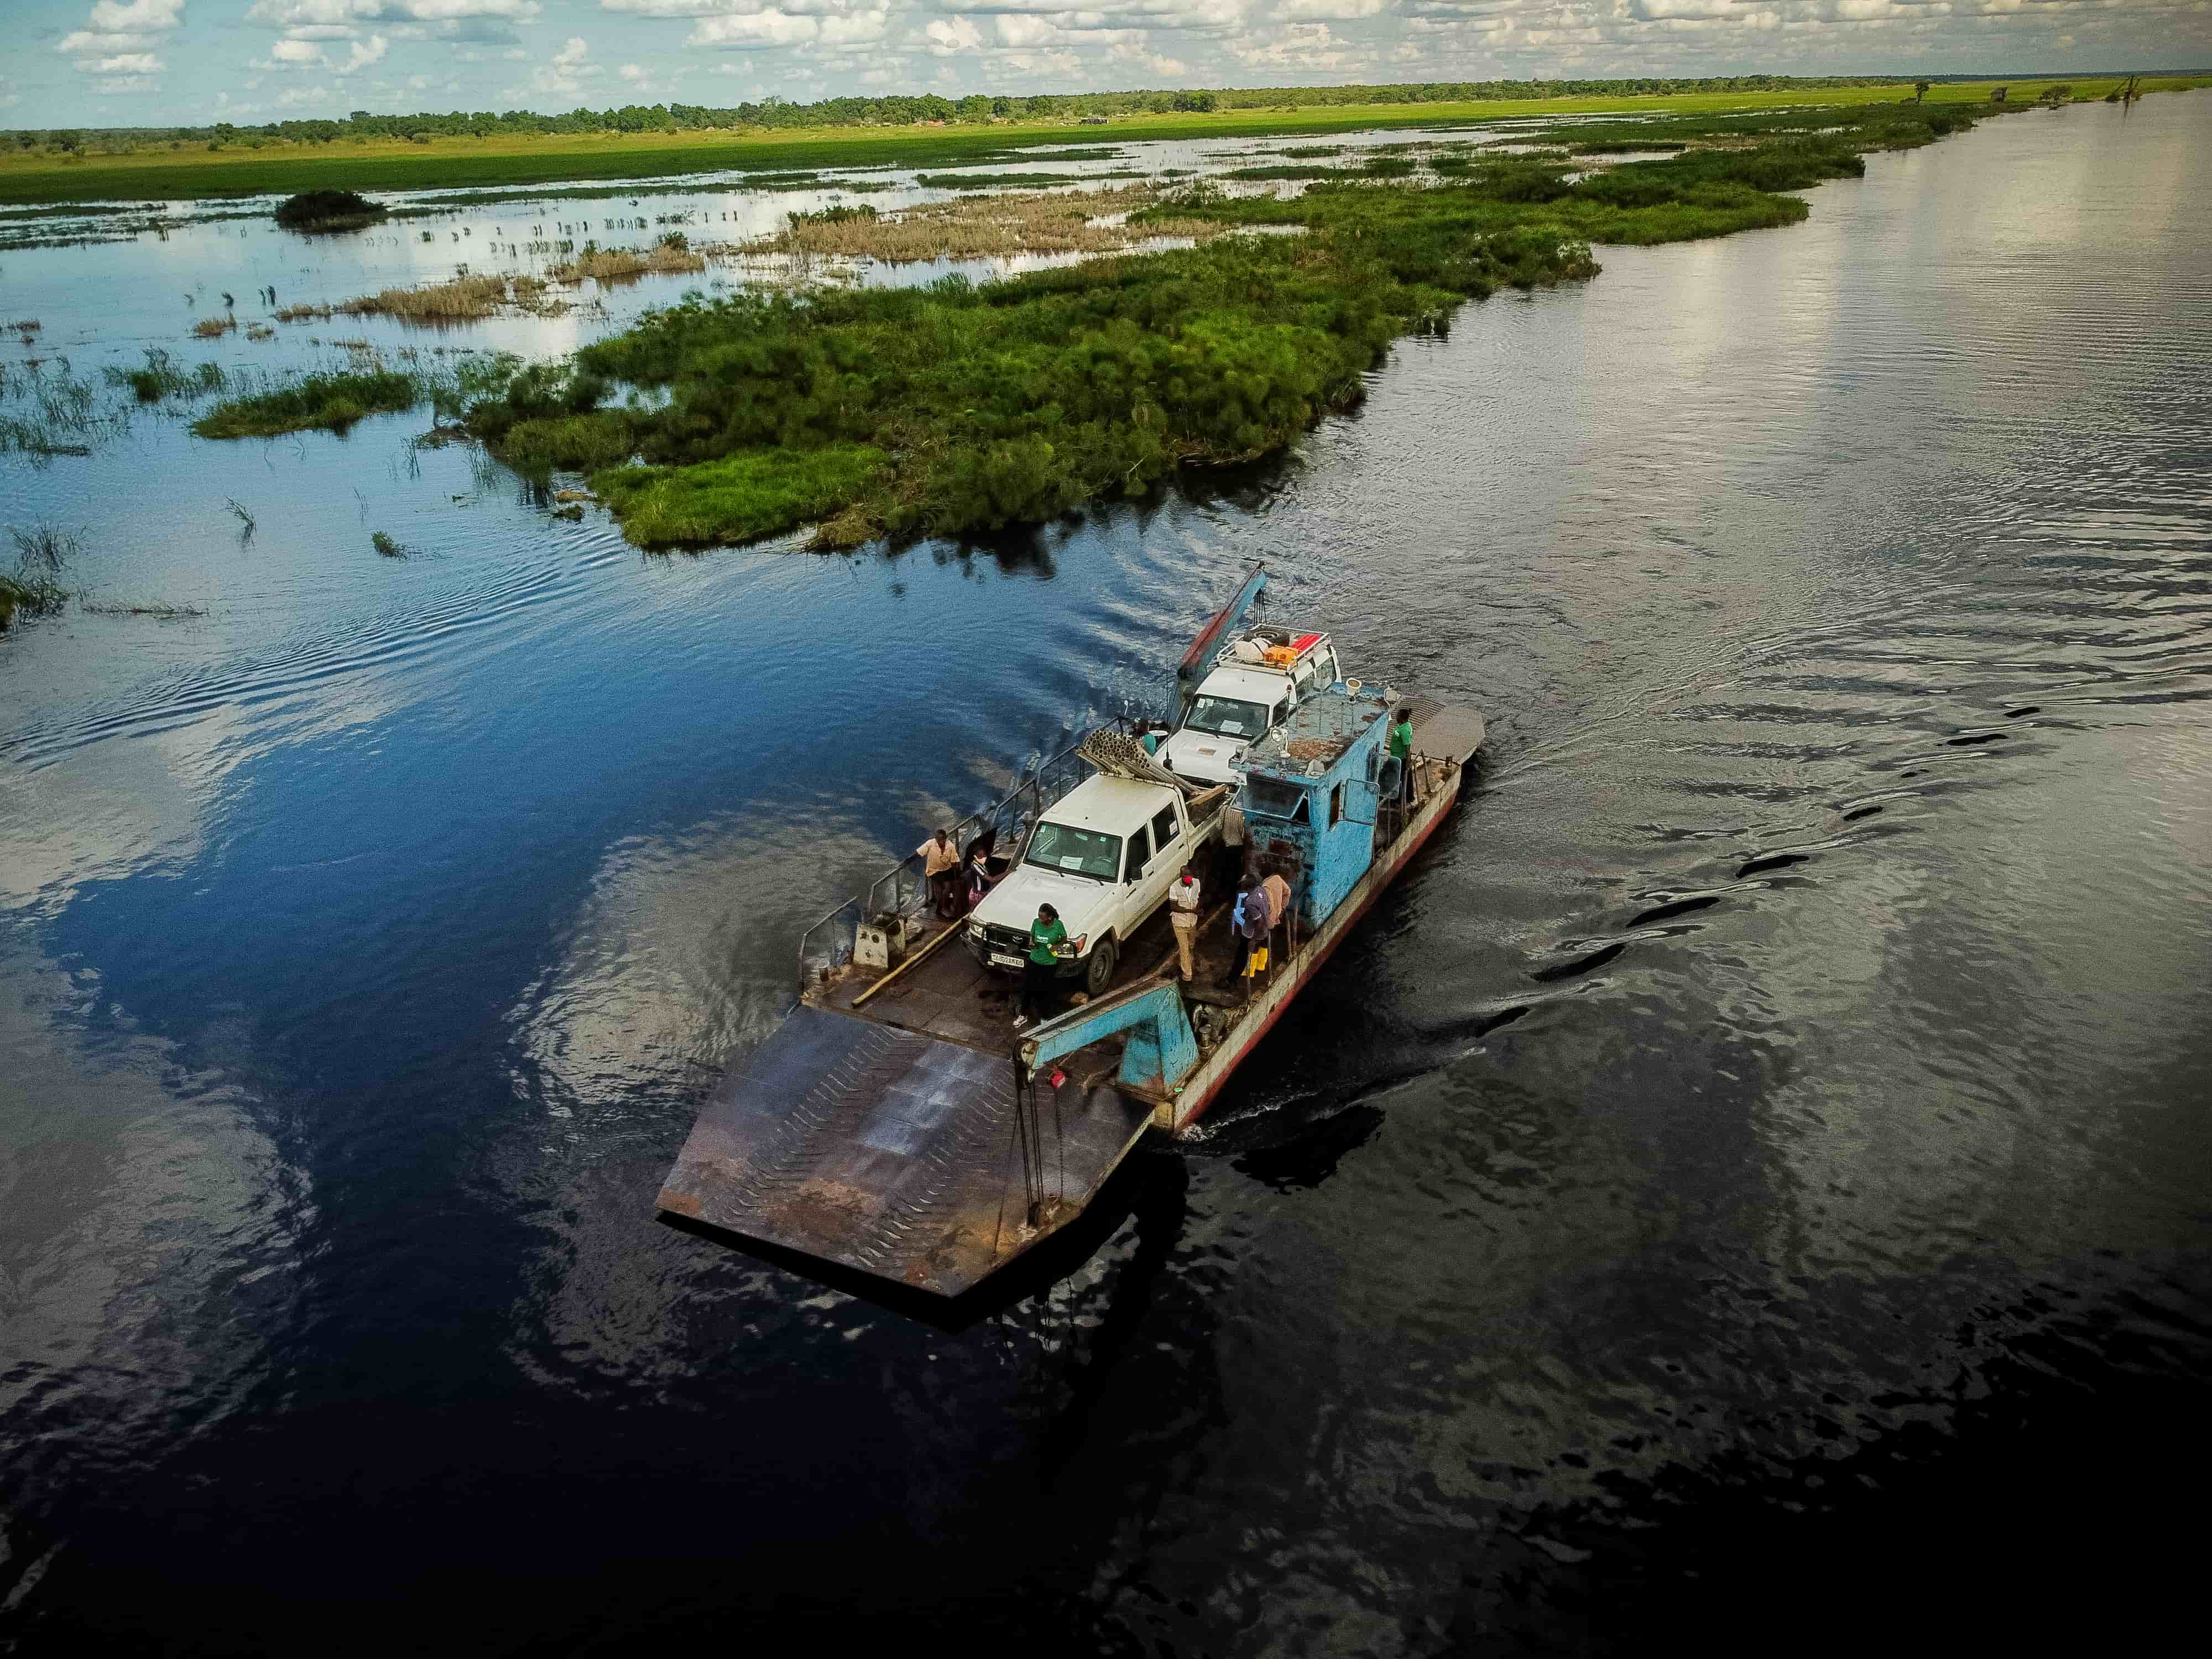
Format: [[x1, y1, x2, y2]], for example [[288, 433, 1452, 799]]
[[1084, 936, 1119, 997]]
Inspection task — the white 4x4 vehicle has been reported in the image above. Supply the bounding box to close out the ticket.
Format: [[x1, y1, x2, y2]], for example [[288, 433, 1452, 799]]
[[968, 775, 1215, 997], [1157, 628, 1340, 785]]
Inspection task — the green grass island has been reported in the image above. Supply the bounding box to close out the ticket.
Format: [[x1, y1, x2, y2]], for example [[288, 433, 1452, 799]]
[[156, 78, 2206, 554]]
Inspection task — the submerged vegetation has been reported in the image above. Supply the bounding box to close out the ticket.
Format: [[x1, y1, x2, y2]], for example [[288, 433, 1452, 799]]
[[0, 523, 79, 630], [430, 98, 2000, 552], [107, 349, 226, 402]]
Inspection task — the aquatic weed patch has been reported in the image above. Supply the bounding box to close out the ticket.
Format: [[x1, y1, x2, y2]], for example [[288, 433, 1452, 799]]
[[192, 369, 428, 439], [455, 109, 1990, 550], [105, 349, 227, 403], [465, 220, 1560, 550], [761, 184, 1223, 263], [591, 445, 891, 547]]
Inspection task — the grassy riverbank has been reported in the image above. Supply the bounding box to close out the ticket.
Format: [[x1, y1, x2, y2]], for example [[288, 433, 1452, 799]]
[[3, 79, 2189, 207], [392, 99, 2006, 551]]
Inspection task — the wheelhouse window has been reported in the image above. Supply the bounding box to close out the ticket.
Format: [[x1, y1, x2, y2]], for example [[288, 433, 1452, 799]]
[[1185, 696, 1269, 740], [1244, 778, 1310, 822], [1025, 822, 1121, 880]]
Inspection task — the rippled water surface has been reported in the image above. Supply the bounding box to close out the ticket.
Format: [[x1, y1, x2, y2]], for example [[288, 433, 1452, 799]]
[[3, 99, 2209, 1653]]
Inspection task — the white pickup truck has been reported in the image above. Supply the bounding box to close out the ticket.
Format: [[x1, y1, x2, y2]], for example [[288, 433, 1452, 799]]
[[967, 774, 1218, 997], [1157, 627, 1342, 785]]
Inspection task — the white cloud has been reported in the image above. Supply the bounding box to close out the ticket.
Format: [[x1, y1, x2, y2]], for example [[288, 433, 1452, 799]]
[[57, 0, 185, 79], [246, 0, 540, 23], [88, 0, 185, 29], [554, 34, 591, 63]]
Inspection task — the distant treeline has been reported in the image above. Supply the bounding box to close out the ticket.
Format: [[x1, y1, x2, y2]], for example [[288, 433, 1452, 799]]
[[11, 76, 1907, 148]]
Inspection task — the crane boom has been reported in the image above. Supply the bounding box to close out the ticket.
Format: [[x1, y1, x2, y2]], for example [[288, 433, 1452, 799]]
[[1176, 562, 1267, 703]]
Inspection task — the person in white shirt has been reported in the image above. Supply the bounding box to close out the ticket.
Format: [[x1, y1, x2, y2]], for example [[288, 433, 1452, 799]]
[[918, 828, 961, 916], [1167, 867, 1202, 980]]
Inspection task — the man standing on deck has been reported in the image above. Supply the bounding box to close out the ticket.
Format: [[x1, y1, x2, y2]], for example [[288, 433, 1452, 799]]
[[919, 828, 962, 916], [1218, 795, 1248, 889], [1388, 707, 1416, 805], [1016, 902, 1066, 1029], [1168, 865, 1202, 981], [1230, 875, 1269, 983], [1261, 869, 1292, 959]]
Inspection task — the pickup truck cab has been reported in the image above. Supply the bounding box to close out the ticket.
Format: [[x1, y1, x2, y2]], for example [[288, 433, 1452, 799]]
[[967, 774, 1216, 996], [1158, 628, 1340, 786]]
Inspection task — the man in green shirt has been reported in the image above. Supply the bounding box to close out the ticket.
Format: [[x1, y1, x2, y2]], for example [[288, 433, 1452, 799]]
[[1388, 707, 1416, 804], [1017, 902, 1066, 1028]]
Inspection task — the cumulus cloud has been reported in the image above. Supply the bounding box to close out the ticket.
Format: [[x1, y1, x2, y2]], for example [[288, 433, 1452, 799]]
[[88, 0, 185, 29], [56, 0, 185, 77]]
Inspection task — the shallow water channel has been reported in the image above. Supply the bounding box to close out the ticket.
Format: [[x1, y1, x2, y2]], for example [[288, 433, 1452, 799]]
[[2, 97, 2209, 1652]]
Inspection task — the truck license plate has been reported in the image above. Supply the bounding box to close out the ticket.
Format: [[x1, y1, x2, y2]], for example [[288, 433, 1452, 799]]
[[990, 952, 1022, 969]]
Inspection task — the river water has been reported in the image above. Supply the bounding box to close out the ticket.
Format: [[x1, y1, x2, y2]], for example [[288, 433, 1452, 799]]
[[2, 98, 2208, 1652]]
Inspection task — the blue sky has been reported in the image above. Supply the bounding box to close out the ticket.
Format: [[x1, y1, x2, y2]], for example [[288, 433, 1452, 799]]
[[3, 0, 2205, 130]]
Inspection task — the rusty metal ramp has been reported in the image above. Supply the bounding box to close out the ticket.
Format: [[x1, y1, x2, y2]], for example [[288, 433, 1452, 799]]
[[656, 1005, 1154, 1297]]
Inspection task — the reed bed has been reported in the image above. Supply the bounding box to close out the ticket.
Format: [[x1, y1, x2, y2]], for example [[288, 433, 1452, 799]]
[[334, 273, 570, 321], [191, 315, 237, 338], [760, 184, 1227, 264], [547, 242, 708, 283]]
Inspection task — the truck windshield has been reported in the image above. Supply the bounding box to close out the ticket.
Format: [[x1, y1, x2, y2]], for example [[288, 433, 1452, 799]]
[[1025, 822, 1121, 881], [1185, 696, 1269, 739]]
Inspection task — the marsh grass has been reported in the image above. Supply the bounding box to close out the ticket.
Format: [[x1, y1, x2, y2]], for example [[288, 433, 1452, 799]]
[[335, 273, 569, 321], [191, 314, 237, 339], [547, 241, 709, 283], [914, 171, 1090, 189], [275, 189, 387, 232], [370, 530, 411, 558], [5, 81, 2200, 207], [1, 362, 127, 457], [1, 523, 80, 629], [453, 101, 2003, 552], [192, 368, 431, 439], [105, 348, 226, 402], [761, 184, 1224, 263], [1279, 145, 1342, 158], [591, 445, 890, 546], [1223, 165, 1340, 181]]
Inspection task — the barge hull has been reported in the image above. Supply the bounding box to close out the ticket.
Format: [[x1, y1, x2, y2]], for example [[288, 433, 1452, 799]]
[[1170, 763, 1464, 1134]]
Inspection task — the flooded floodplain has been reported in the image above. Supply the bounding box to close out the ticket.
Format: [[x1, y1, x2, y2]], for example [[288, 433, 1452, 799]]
[[2, 96, 2210, 1652]]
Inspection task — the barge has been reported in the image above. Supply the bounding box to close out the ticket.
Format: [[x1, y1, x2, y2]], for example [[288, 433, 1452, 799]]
[[656, 583, 1484, 1298]]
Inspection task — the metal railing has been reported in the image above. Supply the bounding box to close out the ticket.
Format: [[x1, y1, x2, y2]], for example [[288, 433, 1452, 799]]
[[796, 717, 1136, 988]]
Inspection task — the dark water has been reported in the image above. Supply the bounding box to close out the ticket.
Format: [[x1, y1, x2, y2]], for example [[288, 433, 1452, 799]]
[[4, 98, 2210, 1652]]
